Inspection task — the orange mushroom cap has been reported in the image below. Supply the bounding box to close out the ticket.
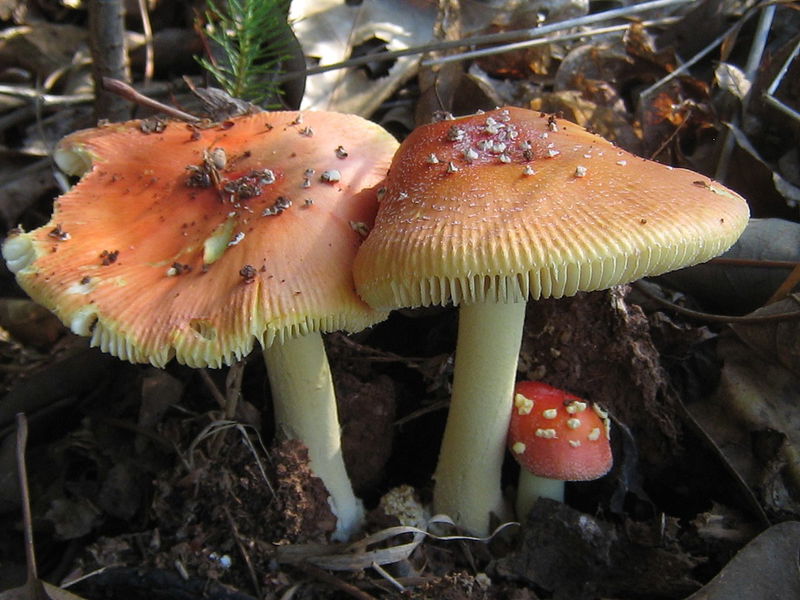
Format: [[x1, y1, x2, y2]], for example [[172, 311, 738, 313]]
[[3, 112, 398, 368], [354, 106, 750, 309], [508, 381, 612, 481]]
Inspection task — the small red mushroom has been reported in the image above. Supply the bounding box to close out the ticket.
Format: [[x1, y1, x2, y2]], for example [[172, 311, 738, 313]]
[[508, 381, 612, 519]]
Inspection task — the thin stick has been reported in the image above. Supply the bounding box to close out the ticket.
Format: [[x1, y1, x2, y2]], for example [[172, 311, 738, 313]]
[[638, 9, 755, 101], [0, 84, 94, 106], [275, 0, 693, 82], [422, 17, 679, 67], [633, 281, 800, 323], [715, 3, 776, 181], [296, 562, 378, 600], [208, 361, 246, 456], [763, 31, 800, 122], [136, 0, 155, 85], [198, 368, 228, 410], [370, 561, 406, 593], [16, 413, 37, 581], [102, 77, 202, 122], [764, 82, 800, 121], [710, 257, 799, 269], [224, 360, 245, 420], [765, 264, 800, 305], [88, 0, 132, 121], [223, 506, 262, 599]]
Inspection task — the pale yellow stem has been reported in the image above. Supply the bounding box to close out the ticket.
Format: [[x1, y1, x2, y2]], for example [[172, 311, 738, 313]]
[[433, 299, 527, 534], [263, 331, 363, 541]]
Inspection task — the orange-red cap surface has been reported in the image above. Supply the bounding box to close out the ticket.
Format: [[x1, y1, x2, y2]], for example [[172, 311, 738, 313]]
[[508, 381, 612, 481], [4, 112, 398, 367], [354, 107, 750, 309]]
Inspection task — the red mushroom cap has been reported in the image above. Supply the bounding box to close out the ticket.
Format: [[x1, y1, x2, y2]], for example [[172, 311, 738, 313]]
[[354, 106, 750, 310], [508, 381, 612, 481], [3, 111, 398, 368]]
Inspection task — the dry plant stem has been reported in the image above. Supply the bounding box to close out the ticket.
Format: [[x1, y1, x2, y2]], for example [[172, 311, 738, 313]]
[[16, 414, 37, 580], [639, 7, 754, 101], [710, 257, 800, 269], [224, 360, 245, 420], [136, 0, 155, 84], [102, 77, 201, 122], [223, 505, 261, 598], [263, 331, 363, 541], [205, 361, 245, 457], [633, 281, 800, 323], [764, 36, 800, 122], [433, 300, 526, 534], [0, 79, 177, 108], [422, 18, 677, 67], [766, 264, 800, 305], [198, 368, 228, 411], [370, 562, 406, 593], [0, 84, 93, 106], [297, 562, 378, 600], [516, 472, 564, 521], [715, 3, 776, 182], [88, 0, 132, 121], [276, 0, 691, 81]]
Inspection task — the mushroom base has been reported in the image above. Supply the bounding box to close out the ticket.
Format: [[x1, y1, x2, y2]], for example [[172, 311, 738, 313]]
[[263, 331, 364, 542]]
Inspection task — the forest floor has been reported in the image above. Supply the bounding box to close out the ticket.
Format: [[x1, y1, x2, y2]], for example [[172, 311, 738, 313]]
[[1, 1, 800, 599]]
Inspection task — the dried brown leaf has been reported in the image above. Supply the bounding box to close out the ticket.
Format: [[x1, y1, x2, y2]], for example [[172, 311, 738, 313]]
[[684, 521, 800, 600], [289, 0, 437, 115], [715, 62, 751, 101], [0, 299, 65, 349], [730, 295, 800, 375], [658, 218, 800, 315], [0, 580, 87, 600], [0, 24, 87, 78], [698, 335, 800, 514], [530, 90, 642, 154]]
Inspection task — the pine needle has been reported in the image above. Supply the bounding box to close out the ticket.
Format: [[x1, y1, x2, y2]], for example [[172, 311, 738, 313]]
[[197, 0, 293, 106]]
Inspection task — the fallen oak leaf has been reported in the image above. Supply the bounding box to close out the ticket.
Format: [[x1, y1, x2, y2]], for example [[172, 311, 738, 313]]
[[730, 293, 800, 375], [0, 582, 87, 600], [683, 521, 800, 600], [289, 0, 436, 115]]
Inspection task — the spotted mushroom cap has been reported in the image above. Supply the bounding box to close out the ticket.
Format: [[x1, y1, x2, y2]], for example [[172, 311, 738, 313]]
[[353, 106, 750, 310], [508, 381, 612, 481], [2, 112, 398, 368]]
